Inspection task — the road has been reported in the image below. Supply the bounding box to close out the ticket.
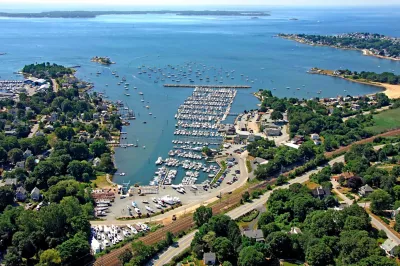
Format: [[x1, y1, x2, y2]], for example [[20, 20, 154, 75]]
[[153, 144, 397, 265], [153, 163, 324, 265], [28, 116, 46, 138], [90, 145, 249, 226], [342, 105, 390, 122], [51, 78, 59, 92]]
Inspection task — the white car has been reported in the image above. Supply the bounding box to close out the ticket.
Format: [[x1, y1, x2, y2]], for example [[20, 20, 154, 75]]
[[131, 228, 138, 234], [104, 240, 110, 247]]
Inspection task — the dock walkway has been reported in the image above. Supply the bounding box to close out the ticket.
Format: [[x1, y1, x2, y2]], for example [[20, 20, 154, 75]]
[[164, 84, 251, 89]]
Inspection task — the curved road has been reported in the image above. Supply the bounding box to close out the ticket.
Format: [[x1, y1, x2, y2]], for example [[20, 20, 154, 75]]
[[153, 145, 400, 265]]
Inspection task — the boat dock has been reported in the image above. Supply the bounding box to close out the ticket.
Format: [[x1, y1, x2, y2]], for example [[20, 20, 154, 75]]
[[163, 84, 251, 89]]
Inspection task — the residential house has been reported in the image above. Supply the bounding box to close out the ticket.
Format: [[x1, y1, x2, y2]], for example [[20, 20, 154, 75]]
[[3, 178, 17, 186], [4, 125, 12, 131], [289, 227, 303, 235], [238, 121, 247, 131], [264, 127, 281, 136], [391, 207, 400, 219], [253, 157, 268, 165], [15, 161, 25, 169], [23, 149, 33, 159], [5, 130, 17, 136], [203, 252, 216, 265], [16, 186, 27, 201], [243, 229, 265, 242], [332, 172, 356, 182], [292, 135, 305, 145], [31, 187, 40, 201], [311, 186, 331, 199], [351, 104, 361, 111], [93, 157, 101, 167], [93, 113, 100, 120], [310, 133, 320, 141], [49, 112, 58, 123], [381, 239, 398, 257], [359, 184, 374, 197]]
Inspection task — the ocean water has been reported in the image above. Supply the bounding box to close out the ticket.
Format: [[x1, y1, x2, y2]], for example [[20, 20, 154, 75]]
[[0, 7, 399, 185]]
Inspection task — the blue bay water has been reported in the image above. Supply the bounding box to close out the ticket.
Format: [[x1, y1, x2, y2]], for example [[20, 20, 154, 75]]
[[0, 7, 399, 185]]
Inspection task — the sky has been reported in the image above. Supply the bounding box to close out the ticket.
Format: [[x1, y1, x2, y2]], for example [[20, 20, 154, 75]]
[[1, 0, 400, 7]]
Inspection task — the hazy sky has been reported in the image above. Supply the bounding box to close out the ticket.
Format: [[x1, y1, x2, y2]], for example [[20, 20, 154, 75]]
[[2, 0, 400, 6]]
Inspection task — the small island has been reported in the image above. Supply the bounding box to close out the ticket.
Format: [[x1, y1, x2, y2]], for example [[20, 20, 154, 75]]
[[308, 67, 400, 99], [279, 33, 400, 61], [91, 56, 115, 65]]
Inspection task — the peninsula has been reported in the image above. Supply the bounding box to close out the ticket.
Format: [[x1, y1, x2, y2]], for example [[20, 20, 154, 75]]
[[0, 10, 270, 18], [91, 56, 115, 65], [279, 32, 400, 60], [308, 67, 400, 98]]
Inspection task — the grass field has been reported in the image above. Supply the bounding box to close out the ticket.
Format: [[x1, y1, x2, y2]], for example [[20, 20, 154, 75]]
[[366, 108, 400, 134]]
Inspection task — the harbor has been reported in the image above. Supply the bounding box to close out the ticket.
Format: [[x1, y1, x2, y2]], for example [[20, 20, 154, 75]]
[[163, 84, 251, 88], [149, 87, 237, 187]]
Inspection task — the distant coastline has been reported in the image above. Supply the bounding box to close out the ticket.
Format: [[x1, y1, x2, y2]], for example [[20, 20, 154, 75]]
[[308, 67, 400, 99], [0, 10, 270, 18], [279, 33, 400, 61]]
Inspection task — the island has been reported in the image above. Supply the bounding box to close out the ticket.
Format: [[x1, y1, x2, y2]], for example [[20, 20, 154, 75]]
[[279, 33, 400, 60], [91, 56, 115, 65], [0, 10, 270, 18], [308, 67, 400, 99]]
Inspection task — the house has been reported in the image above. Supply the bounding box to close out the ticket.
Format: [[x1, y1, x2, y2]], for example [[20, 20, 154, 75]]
[[292, 135, 305, 145], [381, 239, 398, 257], [16, 186, 27, 201], [351, 104, 361, 111], [44, 125, 54, 131], [203, 252, 216, 265], [310, 133, 320, 141], [3, 178, 17, 186], [31, 187, 41, 201], [332, 172, 356, 182], [311, 186, 331, 199], [285, 142, 300, 149], [289, 227, 302, 235], [15, 161, 25, 169], [264, 127, 281, 136], [218, 124, 236, 135], [23, 149, 33, 158], [93, 157, 101, 167], [243, 229, 265, 242], [49, 112, 58, 123], [253, 157, 268, 165], [359, 184, 374, 197], [238, 121, 247, 131], [391, 207, 400, 219], [93, 113, 100, 120], [4, 130, 17, 136], [4, 125, 12, 131]]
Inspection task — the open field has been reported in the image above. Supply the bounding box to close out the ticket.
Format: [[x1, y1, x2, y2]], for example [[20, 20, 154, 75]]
[[367, 108, 400, 134]]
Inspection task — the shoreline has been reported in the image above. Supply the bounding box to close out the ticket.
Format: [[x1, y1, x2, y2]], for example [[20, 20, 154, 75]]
[[279, 35, 400, 61], [308, 68, 400, 99]]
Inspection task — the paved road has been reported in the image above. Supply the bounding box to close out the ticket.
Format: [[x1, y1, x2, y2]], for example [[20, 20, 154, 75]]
[[153, 163, 323, 265], [90, 145, 249, 226], [28, 116, 46, 138], [342, 106, 390, 122], [153, 144, 396, 265]]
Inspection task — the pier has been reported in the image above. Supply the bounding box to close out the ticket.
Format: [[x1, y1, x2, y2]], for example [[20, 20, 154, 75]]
[[163, 84, 251, 89]]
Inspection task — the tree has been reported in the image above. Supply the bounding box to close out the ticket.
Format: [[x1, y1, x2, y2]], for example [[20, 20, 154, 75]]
[[306, 242, 334, 266], [7, 148, 23, 164], [0, 147, 8, 163], [69, 142, 89, 160], [39, 249, 62, 266], [118, 249, 133, 264], [202, 146, 213, 157], [165, 231, 174, 246], [26, 156, 36, 171], [57, 233, 90, 265], [242, 191, 250, 202], [211, 237, 234, 263], [89, 140, 108, 157], [331, 162, 344, 174], [238, 246, 265, 266], [369, 189, 392, 214], [193, 206, 212, 227], [270, 110, 283, 121], [0, 187, 15, 211], [261, 223, 280, 237], [258, 211, 274, 227], [358, 255, 396, 266], [265, 232, 292, 258], [394, 213, 400, 232]]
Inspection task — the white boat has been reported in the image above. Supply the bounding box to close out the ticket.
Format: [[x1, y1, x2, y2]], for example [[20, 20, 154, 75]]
[[119, 173, 126, 176], [145, 206, 154, 213], [134, 208, 141, 214], [131, 202, 137, 208], [155, 204, 162, 209], [139, 92, 143, 95], [191, 185, 198, 190], [155, 157, 163, 165]]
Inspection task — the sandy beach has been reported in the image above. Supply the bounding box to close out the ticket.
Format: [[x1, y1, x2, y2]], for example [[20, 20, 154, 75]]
[[362, 49, 400, 61]]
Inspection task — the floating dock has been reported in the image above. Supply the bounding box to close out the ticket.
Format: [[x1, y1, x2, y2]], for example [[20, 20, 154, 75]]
[[163, 84, 251, 89]]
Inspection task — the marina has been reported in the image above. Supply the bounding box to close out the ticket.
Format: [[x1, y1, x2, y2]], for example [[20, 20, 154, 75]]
[[163, 84, 251, 89], [148, 87, 237, 187]]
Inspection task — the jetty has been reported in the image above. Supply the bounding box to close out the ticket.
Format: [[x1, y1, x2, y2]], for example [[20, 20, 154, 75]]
[[163, 84, 251, 89]]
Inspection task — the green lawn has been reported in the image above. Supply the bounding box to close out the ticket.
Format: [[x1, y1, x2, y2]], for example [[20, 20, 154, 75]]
[[366, 108, 400, 134]]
